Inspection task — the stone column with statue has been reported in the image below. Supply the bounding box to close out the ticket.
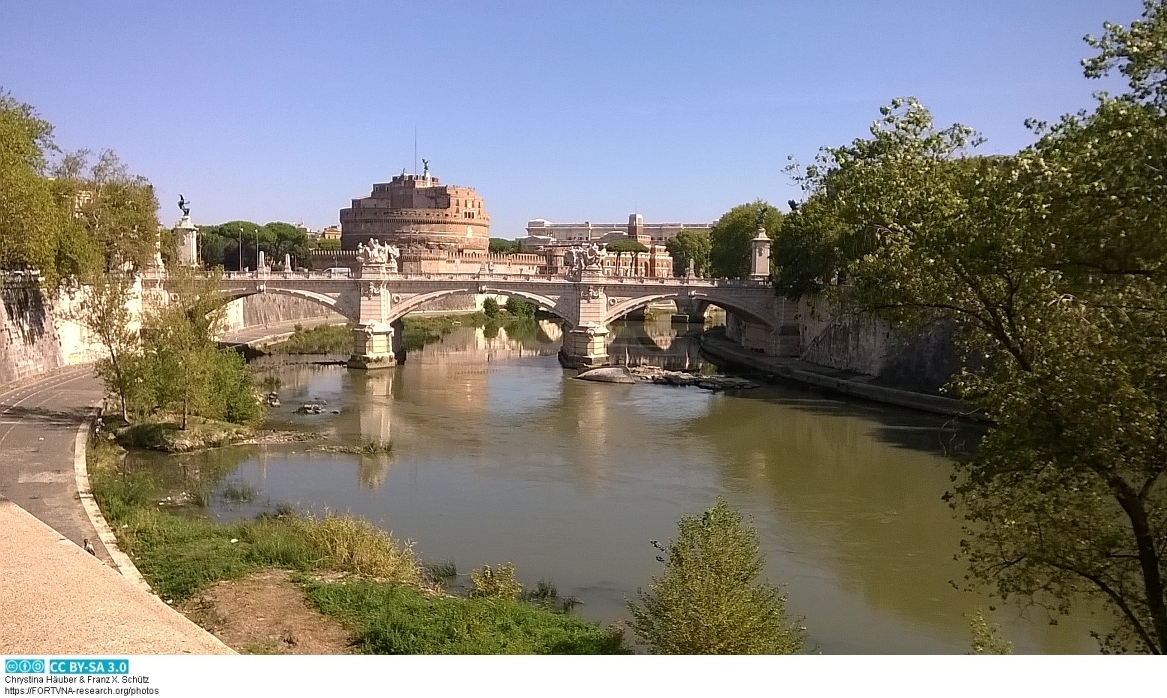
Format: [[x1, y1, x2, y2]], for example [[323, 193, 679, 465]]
[[347, 239, 401, 369], [558, 243, 611, 367], [174, 195, 199, 267], [749, 206, 772, 281]]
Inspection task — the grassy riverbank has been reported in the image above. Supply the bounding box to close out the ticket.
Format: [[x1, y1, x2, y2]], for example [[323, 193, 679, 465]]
[[266, 324, 352, 354], [111, 416, 255, 453], [88, 436, 625, 654]]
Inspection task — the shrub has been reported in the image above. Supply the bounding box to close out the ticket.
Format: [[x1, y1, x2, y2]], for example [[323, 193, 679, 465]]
[[627, 499, 805, 654], [293, 514, 423, 585], [482, 297, 500, 319], [504, 297, 535, 318], [469, 562, 523, 600]]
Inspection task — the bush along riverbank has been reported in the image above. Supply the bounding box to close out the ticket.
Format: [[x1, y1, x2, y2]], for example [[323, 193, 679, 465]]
[[265, 324, 352, 355], [88, 434, 627, 654]]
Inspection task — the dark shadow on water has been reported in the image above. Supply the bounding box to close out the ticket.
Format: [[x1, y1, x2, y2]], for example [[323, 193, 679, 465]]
[[699, 354, 983, 459]]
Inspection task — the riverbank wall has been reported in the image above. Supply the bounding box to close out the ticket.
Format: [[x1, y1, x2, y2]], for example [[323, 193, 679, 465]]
[[701, 333, 970, 418], [0, 280, 98, 387], [1, 280, 346, 389], [722, 294, 963, 394]]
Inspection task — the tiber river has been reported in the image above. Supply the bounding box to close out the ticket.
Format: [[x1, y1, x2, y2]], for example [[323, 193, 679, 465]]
[[128, 318, 1100, 654]]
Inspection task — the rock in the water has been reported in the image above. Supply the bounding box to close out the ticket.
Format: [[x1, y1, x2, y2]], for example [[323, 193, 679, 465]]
[[575, 366, 638, 384]]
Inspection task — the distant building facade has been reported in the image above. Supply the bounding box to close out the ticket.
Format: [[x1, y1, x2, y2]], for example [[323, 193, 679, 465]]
[[340, 167, 490, 252], [523, 214, 710, 246]]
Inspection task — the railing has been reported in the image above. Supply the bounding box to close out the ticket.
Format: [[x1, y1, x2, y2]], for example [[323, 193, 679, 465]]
[[179, 269, 769, 289]]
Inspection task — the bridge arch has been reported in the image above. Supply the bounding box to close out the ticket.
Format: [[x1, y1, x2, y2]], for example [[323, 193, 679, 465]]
[[604, 291, 776, 331], [384, 287, 571, 327], [219, 286, 355, 322]]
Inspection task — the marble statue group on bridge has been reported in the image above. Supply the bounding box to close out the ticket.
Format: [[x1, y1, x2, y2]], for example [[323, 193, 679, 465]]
[[356, 238, 400, 272], [563, 243, 606, 278]]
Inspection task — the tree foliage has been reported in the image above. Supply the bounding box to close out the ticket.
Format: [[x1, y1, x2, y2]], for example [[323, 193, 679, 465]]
[[80, 267, 261, 429], [488, 238, 520, 255], [968, 610, 1014, 655], [782, 3, 1167, 653], [0, 90, 160, 286], [198, 221, 311, 270], [664, 230, 711, 277], [0, 92, 85, 287], [52, 149, 160, 273], [708, 201, 780, 279], [627, 499, 805, 654]]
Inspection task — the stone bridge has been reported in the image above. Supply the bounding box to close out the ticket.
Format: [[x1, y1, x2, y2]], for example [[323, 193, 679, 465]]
[[143, 266, 798, 369]]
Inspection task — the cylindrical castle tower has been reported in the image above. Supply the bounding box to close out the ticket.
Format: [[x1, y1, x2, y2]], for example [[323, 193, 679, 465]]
[[339, 168, 490, 252]]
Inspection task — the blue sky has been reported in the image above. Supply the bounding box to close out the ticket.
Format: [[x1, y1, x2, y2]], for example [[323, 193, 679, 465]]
[[0, 1, 1138, 237]]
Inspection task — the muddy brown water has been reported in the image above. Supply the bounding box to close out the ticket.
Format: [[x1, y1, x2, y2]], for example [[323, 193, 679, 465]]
[[128, 320, 1099, 653]]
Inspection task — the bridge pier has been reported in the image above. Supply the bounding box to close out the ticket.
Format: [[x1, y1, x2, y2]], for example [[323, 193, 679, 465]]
[[347, 322, 396, 370], [558, 324, 610, 368], [391, 319, 406, 364]]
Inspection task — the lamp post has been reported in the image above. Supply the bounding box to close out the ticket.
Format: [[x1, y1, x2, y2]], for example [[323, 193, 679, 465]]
[[256, 227, 260, 271], [238, 225, 243, 271]]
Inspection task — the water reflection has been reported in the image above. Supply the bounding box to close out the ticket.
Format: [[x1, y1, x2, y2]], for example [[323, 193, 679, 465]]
[[606, 317, 710, 370], [127, 322, 1099, 654]]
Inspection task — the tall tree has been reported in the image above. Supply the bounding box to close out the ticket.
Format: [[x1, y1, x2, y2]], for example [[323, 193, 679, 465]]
[[606, 239, 648, 276], [0, 91, 87, 287], [73, 273, 142, 421], [665, 230, 711, 277], [52, 149, 160, 273], [708, 201, 781, 279], [786, 1, 1167, 650]]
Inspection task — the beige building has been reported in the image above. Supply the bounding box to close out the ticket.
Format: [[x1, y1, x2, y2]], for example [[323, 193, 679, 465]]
[[523, 214, 710, 246], [340, 167, 490, 252]]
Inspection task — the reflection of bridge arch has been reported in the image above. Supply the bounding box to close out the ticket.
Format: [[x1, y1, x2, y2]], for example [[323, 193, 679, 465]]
[[384, 287, 570, 326], [221, 286, 353, 321], [605, 291, 776, 331]]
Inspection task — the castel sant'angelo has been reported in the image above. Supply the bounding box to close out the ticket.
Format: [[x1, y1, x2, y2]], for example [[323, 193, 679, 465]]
[[339, 162, 490, 252]]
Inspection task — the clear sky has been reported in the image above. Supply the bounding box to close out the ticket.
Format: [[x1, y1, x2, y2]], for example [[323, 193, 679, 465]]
[[0, 0, 1139, 237]]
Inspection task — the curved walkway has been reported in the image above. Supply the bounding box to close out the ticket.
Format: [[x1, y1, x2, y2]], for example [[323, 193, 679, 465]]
[[0, 368, 231, 654]]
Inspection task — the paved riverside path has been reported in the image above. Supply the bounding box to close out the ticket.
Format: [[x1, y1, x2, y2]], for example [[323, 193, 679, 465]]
[[0, 367, 232, 654], [0, 368, 112, 562]]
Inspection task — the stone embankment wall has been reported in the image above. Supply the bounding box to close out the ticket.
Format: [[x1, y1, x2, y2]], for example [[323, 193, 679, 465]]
[[0, 282, 68, 386], [1, 279, 352, 388], [220, 294, 346, 333], [724, 295, 962, 392], [796, 296, 961, 391]]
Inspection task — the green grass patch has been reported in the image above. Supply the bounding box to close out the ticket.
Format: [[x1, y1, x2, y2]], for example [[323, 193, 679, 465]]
[[303, 581, 627, 655], [115, 417, 253, 453], [91, 463, 422, 601], [266, 324, 352, 355]]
